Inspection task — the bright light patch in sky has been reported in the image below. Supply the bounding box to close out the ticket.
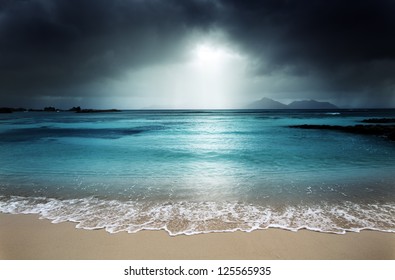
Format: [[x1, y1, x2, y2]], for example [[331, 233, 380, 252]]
[[194, 44, 234, 64], [114, 41, 249, 109], [187, 43, 247, 108]]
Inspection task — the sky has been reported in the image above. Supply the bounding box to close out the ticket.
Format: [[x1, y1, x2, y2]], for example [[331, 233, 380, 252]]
[[1, 0, 395, 109]]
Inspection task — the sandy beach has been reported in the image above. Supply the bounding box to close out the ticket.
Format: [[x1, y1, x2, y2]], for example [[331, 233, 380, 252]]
[[0, 213, 394, 260]]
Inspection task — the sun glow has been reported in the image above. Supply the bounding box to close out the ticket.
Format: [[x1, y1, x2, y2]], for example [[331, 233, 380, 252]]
[[118, 41, 248, 109], [185, 43, 247, 108], [193, 44, 236, 66]]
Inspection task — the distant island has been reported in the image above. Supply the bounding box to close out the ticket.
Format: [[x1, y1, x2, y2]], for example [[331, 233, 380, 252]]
[[69, 107, 121, 113], [247, 97, 338, 110], [0, 106, 121, 114]]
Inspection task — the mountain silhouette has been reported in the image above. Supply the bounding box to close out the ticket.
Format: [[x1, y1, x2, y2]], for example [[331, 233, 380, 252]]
[[247, 97, 338, 109]]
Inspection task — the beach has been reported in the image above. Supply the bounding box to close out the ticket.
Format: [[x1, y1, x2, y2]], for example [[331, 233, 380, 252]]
[[1, 213, 394, 260], [1, 111, 395, 260]]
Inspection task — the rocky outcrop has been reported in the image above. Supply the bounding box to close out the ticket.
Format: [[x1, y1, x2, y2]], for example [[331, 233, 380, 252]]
[[290, 123, 395, 141], [0, 107, 13, 113], [76, 109, 121, 113], [361, 118, 395, 124]]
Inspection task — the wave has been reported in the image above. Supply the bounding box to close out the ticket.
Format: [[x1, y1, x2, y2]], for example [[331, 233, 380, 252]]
[[325, 112, 341, 115], [0, 195, 394, 236]]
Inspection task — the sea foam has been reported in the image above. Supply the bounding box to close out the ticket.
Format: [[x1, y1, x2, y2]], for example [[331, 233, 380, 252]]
[[1, 195, 394, 236]]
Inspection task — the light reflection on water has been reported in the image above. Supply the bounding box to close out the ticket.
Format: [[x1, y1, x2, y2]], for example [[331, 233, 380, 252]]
[[0, 110, 395, 234]]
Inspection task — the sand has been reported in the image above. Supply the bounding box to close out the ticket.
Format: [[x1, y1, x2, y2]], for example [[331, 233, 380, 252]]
[[0, 213, 394, 259]]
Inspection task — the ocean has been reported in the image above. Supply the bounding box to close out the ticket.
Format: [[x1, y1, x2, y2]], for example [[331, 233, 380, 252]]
[[0, 109, 394, 235]]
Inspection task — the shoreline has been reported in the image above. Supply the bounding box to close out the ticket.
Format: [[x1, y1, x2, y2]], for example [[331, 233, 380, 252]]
[[1, 213, 394, 260]]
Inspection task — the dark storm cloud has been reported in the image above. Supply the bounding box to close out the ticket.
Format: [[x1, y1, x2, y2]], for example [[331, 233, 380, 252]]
[[1, 0, 395, 107], [219, 0, 395, 105], [223, 0, 395, 70], [0, 0, 218, 97]]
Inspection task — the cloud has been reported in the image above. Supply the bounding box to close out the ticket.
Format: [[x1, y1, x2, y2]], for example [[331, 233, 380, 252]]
[[1, 0, 395, 107], [217, 0, 395, 105], [0, 0, 219, 97]]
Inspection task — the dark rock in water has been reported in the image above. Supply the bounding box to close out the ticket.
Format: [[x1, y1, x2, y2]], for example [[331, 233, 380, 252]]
[[44, 106, 57, 112], [69, 106, 81, 112], [0, 107, 28, 113], [0, 107, 13, 113], [68, 107, 120, 113], [76, 109, 121, 113], [361, 118, 395, 124], [290, 124, 395, 141]]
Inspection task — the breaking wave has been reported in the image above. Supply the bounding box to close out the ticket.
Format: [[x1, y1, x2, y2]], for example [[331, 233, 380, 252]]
[[1, 195, 394, 236]]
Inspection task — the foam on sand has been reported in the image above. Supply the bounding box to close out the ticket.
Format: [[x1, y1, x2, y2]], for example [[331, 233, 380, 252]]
[[1, 195, 394, 236]]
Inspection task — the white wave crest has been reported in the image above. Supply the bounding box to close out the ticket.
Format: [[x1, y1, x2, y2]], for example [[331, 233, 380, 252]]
[[0, 196, 394, 236]]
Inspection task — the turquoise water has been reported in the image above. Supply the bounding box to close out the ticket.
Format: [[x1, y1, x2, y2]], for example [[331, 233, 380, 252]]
[[1, 110, 395, 235]]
